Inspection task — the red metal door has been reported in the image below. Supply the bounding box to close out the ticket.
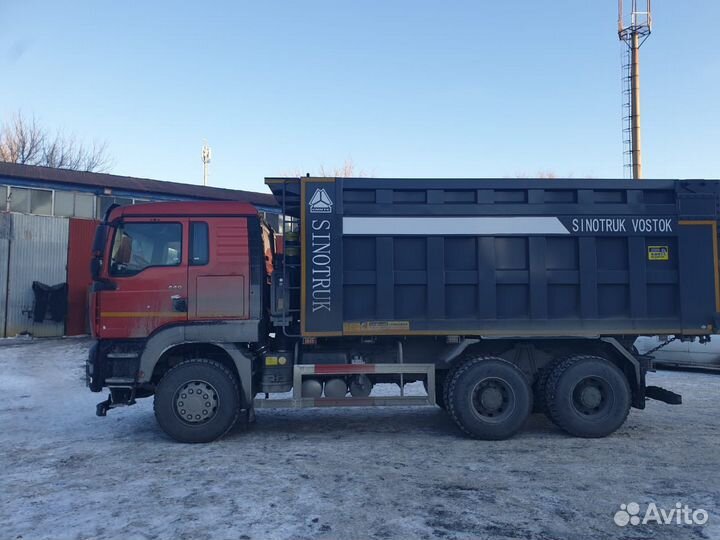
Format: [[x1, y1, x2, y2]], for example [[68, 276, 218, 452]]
[[98, 218, 188, 338], [66, 218, 100, 335]]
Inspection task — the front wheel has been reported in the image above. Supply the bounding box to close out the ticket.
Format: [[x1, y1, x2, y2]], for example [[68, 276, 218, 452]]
[[544, 355, 631, 438], [446, 357, 532, 440], [154, 359, 241, 443]]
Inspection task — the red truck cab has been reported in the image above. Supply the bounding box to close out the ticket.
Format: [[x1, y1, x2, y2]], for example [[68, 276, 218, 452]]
[[87, 201, 274, 435], [92, 201, 267, 340]]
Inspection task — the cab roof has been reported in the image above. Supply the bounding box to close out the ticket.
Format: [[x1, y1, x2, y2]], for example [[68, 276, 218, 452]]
[[107, 200, 258, 221]]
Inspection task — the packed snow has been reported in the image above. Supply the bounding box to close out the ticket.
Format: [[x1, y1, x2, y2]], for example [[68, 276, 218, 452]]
[[1, 337, 718, 540]]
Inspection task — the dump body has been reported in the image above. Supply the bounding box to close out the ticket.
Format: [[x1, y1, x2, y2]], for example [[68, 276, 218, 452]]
[[266, 177, 720, 339]]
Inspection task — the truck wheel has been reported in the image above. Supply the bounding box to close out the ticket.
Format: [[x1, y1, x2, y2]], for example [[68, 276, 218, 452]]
[[532, 356, 568, 414], [443, 361, 465, 411], [446, 357, 532, 440], [154, 359, 241, 443], [544, 355, 631, 438]]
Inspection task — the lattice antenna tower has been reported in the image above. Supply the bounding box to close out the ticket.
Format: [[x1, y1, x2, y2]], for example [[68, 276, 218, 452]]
[[618, 0, 652, 179], [202, 142, 212, 186]]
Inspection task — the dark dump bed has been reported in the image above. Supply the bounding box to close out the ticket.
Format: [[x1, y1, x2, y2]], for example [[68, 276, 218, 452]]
[[266, 177, 720, 338]]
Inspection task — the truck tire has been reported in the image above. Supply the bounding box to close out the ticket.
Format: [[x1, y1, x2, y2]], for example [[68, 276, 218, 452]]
[[442, 365, 456, 411], [154, 359, 241, 443], [443, 359, 469, 411], [544, 355, 631, 438], [532, 356, 569, 414], [446, 357, 532, 440], [434, 370, 447, 409]]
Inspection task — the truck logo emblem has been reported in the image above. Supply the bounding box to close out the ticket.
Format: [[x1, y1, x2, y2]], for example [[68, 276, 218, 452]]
[[309, 188, 333, 213]]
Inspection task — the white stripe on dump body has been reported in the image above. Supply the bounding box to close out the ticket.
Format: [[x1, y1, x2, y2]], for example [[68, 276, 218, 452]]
[[342, 217, 570, 236]]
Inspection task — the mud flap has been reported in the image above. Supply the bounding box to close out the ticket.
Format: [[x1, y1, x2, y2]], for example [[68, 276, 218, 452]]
[[235, 406, 256, 429], [645, 386, 682, 405]]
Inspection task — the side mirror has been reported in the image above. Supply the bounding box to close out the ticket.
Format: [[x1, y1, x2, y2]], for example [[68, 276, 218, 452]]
[[90, 258, 102, 280], [92, 224, 109, 254]]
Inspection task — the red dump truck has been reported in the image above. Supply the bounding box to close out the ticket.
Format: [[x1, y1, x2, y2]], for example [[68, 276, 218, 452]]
[[85, 176, 710, 443]]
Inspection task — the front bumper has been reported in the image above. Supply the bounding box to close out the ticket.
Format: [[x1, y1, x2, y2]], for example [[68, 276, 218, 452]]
[[86, 341, 102, 392], [86, 340, 143, 392], [87, 340, 144, 416]]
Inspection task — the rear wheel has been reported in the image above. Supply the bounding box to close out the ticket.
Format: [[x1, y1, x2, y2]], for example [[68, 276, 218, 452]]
[[533, 356, 569, 414], [443, 360, 467, 411], [544, 355, 631, 438], [446, 357, 532, 440], [154, 359, 241, 443]]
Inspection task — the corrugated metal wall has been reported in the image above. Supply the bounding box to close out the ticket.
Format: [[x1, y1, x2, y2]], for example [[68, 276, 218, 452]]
[[4, 214, 69, 337], [0, 214, 10, 337], [66, 218, 99, 335]]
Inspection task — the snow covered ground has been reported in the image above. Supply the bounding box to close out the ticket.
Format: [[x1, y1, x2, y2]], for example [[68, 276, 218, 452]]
[[1, 337, 718, 540]]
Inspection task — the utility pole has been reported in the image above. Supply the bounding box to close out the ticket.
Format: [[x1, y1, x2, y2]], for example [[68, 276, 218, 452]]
[[618, 1, 652, 180], [201, 142, 212, 186]]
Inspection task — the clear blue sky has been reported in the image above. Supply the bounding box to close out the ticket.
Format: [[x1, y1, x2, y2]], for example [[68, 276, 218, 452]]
[[1, 1, 718, 192]]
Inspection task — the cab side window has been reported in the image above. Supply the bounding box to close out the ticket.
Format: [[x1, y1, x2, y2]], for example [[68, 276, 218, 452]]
[[110, 222, 182, 276], [190, 222, 209, 266]]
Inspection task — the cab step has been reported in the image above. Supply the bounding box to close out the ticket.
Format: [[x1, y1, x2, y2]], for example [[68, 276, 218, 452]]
[[105, 377, 135, 386]]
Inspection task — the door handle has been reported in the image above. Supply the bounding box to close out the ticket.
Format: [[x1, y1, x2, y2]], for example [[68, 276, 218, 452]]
[[171, 295, 187, 313]]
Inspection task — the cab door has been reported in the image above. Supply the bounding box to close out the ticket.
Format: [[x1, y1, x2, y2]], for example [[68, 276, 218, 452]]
[[187, 218, 250, 320], [99, 218, 188, 338]]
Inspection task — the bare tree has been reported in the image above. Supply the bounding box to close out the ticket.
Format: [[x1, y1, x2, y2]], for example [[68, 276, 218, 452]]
[[319, 158, 371, 178], [0, 114, 44, 164], [510, 170, 558, 179], [0, 112, 112, 172], [283, 158, 373, 178], [509, 171, 598, 179]]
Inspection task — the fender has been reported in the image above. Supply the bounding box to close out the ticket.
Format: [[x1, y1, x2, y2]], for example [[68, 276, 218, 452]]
[[600, 336, 642, 385], [137, 321, 259, 405], [437, 338, 480, 366], [600, 336, 646, 408]]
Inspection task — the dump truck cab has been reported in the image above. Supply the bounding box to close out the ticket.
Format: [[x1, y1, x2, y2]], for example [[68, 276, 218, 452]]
[[87, 201, 272, 420], [90, 201, 267, 340]]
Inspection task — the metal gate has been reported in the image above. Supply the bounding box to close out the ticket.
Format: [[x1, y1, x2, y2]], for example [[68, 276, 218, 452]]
[[66, 218, 99, 335], [4, 214, 69, 337], [0, 214, 10, 338]]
